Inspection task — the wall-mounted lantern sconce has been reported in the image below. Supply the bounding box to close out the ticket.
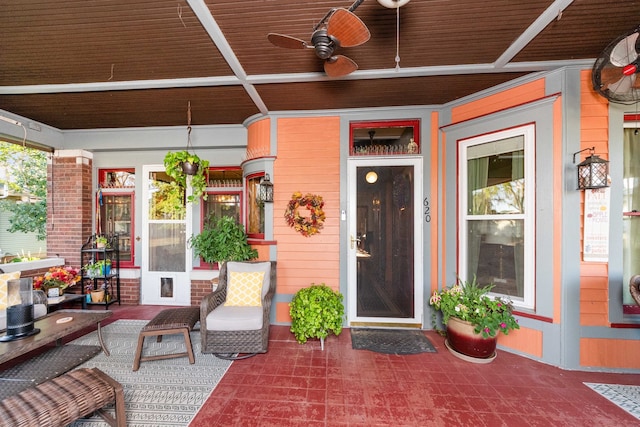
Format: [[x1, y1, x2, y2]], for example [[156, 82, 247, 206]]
[[573, 147, 609, 190], [259, 174, 274, 203]]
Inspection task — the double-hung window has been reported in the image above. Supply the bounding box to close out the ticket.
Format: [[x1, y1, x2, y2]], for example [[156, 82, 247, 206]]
[[458, 124, 535, 309]]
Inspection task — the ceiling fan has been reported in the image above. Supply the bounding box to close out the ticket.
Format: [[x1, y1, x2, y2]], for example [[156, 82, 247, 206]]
[[592, 26, 640, 104], [267, 1, 370, 77]]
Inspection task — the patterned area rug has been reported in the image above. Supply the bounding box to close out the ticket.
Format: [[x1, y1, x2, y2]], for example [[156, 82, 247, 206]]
[[351, 328, 437, 355], [66, 319, 232, 427], [585, 383, 640, 420]]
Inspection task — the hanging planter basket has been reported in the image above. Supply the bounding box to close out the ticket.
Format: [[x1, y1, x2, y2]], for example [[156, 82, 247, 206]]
[[181, 161, 200, 176]]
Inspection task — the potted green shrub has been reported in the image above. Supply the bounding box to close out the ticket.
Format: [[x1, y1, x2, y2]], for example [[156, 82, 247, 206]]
[[188, 215, 258, 267], [289, 283, 344, 350], [95, 235, 108, 248], [163, 150, 210, 204], [429, 276, 519, 361]]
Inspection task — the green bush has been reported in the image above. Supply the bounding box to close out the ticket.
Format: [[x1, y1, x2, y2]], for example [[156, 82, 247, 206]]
[[188, 215, 257, 265], [289, 284, 344, 345]]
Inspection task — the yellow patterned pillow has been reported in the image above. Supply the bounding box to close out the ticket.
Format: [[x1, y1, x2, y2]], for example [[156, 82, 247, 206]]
[[0, 271, 21, 310], [224, 271, 265, 307]]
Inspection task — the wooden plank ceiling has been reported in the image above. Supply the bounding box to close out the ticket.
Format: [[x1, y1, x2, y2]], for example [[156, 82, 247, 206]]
[[0, 0, 639, 130]]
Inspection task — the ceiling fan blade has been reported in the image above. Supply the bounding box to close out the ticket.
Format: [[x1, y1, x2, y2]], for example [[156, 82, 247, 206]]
[[267, 33, 308, 49], [326, 8, 370, 48], [608, 74, 636, 95], [610, 31, 639, 67], [324, 55, 358, 77]]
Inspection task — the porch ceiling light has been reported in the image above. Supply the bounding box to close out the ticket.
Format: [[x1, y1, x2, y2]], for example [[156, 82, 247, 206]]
[[366, 171, 378, 184], [377, 0, 411, 8], [573, 147, 609, 190]]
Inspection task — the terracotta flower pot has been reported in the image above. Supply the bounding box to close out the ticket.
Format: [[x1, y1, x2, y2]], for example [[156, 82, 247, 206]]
[[446, 316, 497, 360], [91, 290, 105, 303]]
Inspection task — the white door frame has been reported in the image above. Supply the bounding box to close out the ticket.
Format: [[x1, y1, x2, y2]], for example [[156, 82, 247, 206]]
[[347, 157, 424, 326], [141, 164, 192, 305]]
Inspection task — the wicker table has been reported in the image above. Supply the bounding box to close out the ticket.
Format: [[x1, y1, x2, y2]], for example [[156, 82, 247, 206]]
[[0, 309, 112, 365], [133, 307, 199, 371]]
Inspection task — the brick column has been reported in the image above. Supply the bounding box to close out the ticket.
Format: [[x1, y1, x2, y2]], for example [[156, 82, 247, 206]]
[[47, 150, 93, 267]]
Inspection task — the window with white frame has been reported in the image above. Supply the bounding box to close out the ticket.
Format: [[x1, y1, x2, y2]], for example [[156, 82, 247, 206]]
[[622, 121, 640, 309], [458, 124, 535, 309]]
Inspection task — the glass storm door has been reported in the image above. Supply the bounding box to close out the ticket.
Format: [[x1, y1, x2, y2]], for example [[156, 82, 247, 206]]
[[348, 157, 423, 327], [141, 165, 191, 305]]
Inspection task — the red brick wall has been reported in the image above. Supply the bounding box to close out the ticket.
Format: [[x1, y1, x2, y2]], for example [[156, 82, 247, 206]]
[[47, 152, 93, 267], [191, 279, 215, 307], [119, 277, 140, 305]]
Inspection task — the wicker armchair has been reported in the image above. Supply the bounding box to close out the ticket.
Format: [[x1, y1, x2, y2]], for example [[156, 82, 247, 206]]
[[630, 275, 640, 306], [200, 261, 276, 359]]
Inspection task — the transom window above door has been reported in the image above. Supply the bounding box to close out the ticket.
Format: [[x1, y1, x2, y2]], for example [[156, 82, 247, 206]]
[[350, 120, 420, 156]]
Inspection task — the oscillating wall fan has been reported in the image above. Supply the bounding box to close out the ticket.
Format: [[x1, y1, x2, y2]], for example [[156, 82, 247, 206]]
[[267, 5, 370, 77], [592, 26, 640, 104]]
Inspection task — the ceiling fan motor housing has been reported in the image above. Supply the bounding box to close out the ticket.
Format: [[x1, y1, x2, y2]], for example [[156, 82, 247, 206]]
[[311, 29, 335, 59]]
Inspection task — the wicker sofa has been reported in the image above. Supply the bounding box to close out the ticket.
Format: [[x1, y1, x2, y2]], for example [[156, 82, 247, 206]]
[[200, 261, 276, 358]]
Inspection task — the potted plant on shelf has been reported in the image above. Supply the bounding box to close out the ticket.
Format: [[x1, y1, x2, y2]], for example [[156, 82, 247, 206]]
[[430, 276, 519, 362], [188, 215, 258, 268], [95, 259, 112, 276], [163, 150, 210, 204], [289, 283, 344, 350], [95, 235, 108, 248]]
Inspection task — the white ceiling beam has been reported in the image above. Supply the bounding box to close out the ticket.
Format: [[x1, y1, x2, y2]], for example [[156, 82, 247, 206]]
[[0, 58, 594, 95], [494, 0, 575, 68], [186, 0, 268, 115]]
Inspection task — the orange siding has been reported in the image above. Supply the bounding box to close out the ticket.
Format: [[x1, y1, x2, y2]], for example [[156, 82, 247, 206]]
[[581, 338, 640, 369], [553, 97, 563, 323], [246, 118, 271, 159], [579, 70, 610, 327], [451, 79, 546, 123], [273, 117, 341, 301], [276, 301, 292, 324], [498, 326, 543, 358]]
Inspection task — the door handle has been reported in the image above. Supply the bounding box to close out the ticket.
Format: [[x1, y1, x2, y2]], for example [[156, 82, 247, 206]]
[[350, 235, 361, 249]]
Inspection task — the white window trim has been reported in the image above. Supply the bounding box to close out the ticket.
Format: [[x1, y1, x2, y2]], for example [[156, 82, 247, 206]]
[[458, 124, 536, 309]]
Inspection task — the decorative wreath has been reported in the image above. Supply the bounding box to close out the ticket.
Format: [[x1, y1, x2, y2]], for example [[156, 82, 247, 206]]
[[285, 192, 325, 237]]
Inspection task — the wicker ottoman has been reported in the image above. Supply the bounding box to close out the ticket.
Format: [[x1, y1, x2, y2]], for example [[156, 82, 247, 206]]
[[133, 307, 200, 371], [0, 367, 125, 427]]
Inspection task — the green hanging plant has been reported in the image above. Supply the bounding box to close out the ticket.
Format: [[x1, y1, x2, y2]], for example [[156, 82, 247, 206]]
[[289, 283, 344, 350], [163, 150, 209, 204]]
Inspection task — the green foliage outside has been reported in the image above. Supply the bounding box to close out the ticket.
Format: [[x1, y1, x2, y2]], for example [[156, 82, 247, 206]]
[[289, 284, 344, 344], [0, 141, 47, 240]]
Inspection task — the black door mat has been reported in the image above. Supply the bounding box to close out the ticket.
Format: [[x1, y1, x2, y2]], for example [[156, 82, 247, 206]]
[[351, 328, 437, 355]]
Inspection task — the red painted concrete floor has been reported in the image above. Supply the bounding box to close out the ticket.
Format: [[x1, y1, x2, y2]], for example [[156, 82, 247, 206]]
[[88, 305, 640, 426]]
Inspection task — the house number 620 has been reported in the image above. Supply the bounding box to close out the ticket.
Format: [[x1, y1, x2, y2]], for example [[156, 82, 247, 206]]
[[423, 197, 431, 223]]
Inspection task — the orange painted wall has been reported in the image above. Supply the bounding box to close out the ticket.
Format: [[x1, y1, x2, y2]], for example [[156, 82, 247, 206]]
[[498, 326, 543, 358], [246, 118, 271, 159], [581, 338, 640, 369], [451, 79, 546, 123], [273, 116, 341, 323], [579, 70, 610, 327]]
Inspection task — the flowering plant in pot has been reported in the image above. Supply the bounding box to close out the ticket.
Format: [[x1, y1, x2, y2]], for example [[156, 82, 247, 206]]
[[33, 266, 81, 296], [429, 276, 519, 359]]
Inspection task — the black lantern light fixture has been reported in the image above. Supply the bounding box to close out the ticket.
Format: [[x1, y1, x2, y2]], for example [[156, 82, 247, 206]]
[[259, 174, 274, 203], [573, 147, 609, 190]]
